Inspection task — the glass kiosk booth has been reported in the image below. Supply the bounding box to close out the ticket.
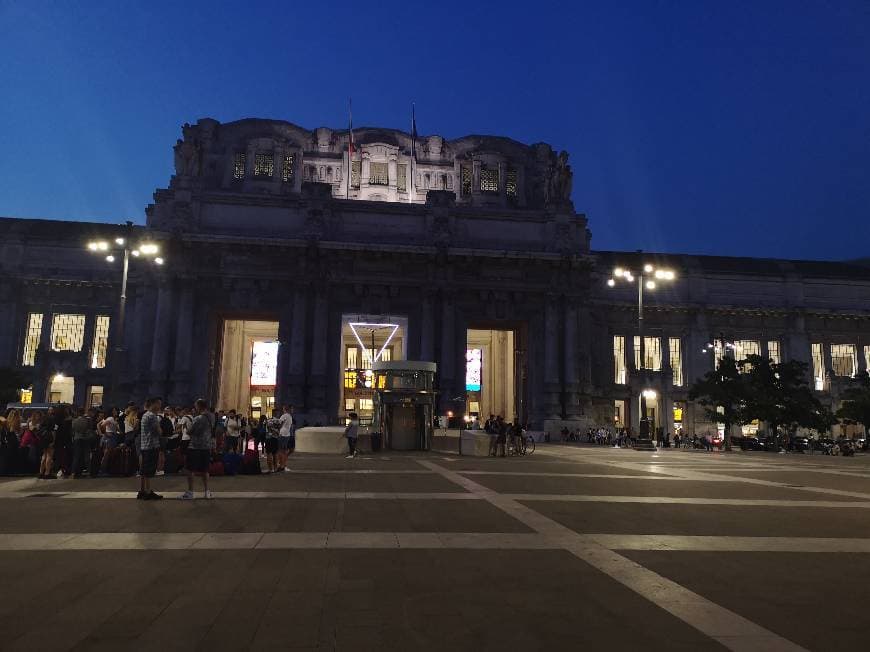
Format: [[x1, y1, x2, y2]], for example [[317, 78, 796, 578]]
[[371, 360, 437, 450]]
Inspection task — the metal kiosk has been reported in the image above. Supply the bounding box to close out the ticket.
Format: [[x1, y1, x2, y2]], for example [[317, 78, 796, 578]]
[[371, 361, 437, 450]]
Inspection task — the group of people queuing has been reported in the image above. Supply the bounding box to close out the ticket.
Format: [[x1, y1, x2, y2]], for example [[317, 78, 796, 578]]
[[562, 426, 636, 448], [484, 414, 527, 457], [0, 400, 299, 499]]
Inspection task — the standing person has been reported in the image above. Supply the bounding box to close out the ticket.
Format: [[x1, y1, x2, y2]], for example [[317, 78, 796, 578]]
[[38, 407, 57, 479], [225, 409, 241, 454], [178, 399, 214, 500], [344, 412, 359, 459], [177, 405, 193, 453], [70, 407, 94, 479], [277, 405, 294, 470], [137, 398, 163, 500], [98, 409, 119, 475], [123, 404, 139, 448], [264, 410, 280, 472], [54, 406, 73, 479]]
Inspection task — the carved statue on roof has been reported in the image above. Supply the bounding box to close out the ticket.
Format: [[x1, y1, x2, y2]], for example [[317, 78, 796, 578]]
[[173, 125, 201, 177]]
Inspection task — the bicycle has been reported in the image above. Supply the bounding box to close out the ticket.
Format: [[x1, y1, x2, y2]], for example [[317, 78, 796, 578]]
[[507, 435, 535, 456]]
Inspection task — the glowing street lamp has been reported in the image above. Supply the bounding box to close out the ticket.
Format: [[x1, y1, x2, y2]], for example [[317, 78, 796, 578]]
[[607, 260, 677, 448], [85, 222, 165, 405]]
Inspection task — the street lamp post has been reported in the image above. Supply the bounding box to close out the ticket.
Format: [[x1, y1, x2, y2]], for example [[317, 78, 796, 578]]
[[608, 262, 676, 450], [702, 332, 737, 451], [86, 222, 163, 407]]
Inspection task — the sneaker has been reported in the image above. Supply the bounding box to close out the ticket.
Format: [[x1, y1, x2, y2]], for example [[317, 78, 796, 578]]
[[178, 490, 194, 500], [56, 470, 65, 479], [155, 470, 165, 476], [146, 491, 163, 501], [345, 454, 354, 459], [283, 467, 291, 473], [136, 490, 147, 500], [204, 490, 214, 500]]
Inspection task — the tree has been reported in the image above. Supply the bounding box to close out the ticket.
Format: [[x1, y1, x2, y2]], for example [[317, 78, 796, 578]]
[[836, 371, 870, 441], [742, 356, 830, 446], [688, 356, 747, 451], [0, 367, 27, 406]]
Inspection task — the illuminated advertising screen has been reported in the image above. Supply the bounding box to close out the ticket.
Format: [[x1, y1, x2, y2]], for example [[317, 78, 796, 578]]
[[250, 341, 279, 386], [465, 348, 482, 391]]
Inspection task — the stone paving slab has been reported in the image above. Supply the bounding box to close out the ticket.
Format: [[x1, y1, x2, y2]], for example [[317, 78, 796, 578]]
[[622, 551, 870, 652], [0, 498, 530, 533], [521, 501, 870, 538], [0, 549, 724, 652], [699, 469, 870, 494], [469, 474, 865, 501]]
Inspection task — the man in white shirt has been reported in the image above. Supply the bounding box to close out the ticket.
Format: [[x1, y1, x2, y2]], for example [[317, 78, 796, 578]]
[[177, 406, 193, 452], [277, 405, 294, 471]]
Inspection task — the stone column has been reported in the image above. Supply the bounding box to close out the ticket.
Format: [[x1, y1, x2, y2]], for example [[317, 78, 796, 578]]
[[169, 284, 194, 404], [275, 301, 294, 408], [149, 281, 174, 397], [438, 292, 455, 413], [542, 296, 561, 420], [287, 286, 308, 407], [420, 292, 434, 362], [563, 301, 580, 419], [308, 284, 329, 422]]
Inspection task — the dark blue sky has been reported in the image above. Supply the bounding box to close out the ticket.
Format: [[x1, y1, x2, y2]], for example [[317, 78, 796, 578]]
[[1, 1, 868, 260]]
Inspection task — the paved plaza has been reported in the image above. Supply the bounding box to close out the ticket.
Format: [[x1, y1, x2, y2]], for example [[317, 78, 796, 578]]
[[1, 446, 869, 651]]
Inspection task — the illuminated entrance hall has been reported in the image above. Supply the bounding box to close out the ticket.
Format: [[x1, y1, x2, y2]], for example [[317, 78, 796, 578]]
[[340, 315, 407, 423], [217, 320, 279, 418], [465, 329, 516, 424]]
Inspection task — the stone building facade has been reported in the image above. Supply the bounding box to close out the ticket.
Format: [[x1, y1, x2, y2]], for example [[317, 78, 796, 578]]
[[1, 117, 869, 436]]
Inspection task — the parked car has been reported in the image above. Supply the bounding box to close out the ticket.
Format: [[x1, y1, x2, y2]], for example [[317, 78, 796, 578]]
[[813, 438, 835, 455], [740, 436, 763, 451], [788, 435, 810, 452]]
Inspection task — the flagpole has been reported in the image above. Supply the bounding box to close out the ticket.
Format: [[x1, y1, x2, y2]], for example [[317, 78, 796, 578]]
[[346, 98, 352, 200]]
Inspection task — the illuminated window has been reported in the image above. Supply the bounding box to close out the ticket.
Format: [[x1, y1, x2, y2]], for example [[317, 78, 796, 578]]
[[613, 336, 626, 384], [233, 152, 246, 179], [282, 154, 295, 181], [633, 336, 662, 371], [344, 371, 356, 389], [397, 164, 407, 192], [479, 166, 498, 192], [254, 153, 274, 178], [506, 167, 518, 198], [865, 345, 870, 375], [734, 340, 760, 362], [351, 161, 361, 188], [345, 399, 355, 411], [460, 165, 472, 196], [250, 341, 279, 386], [370, 162, 388, 185], [466, 348, 482, 391], [359, 398, 373, 411], [767, 340, 781, 364], [90, 315, 110, 369], [21, 313, 43, 366], [831, 344, 857, 377], [87, 385, 104, 408], [811, 343, 825, 390], [346, 347, 358, 370], [669, 337, 683, 386], [50, 314, 86, 352]]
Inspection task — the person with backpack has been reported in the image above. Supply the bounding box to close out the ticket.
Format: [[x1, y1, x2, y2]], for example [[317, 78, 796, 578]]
[[178, 399, 214, 500]]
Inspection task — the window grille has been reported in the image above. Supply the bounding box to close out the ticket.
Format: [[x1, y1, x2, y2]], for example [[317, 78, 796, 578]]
[[233, 152, 246, 179], [346, 347, 358, 370], [831, 344, 857, 377], [506, 167, 518, 197], [461, 165, 472, 196], [21, 313, 43, 366], [479, 166, 498, 192], [369, 162, 388, 185], [446, 174, 453, 190], [50, 314, 86, 352], [613, 336, 626, 384], [397, 165, 407, 192], [254, 153, 273, 178], [734, 340, 760, 362], [811, 343, 825, 390], [281, 154, 295, 182], [669, 337, 683, 386], [90, 315, 110, 369], [351, 161, 361, 188], [767, 340, 781, 364], [633, 335, 662, 371]]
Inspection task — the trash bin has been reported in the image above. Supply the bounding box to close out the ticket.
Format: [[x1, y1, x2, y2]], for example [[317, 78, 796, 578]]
[[370, 432, 382, 452]]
